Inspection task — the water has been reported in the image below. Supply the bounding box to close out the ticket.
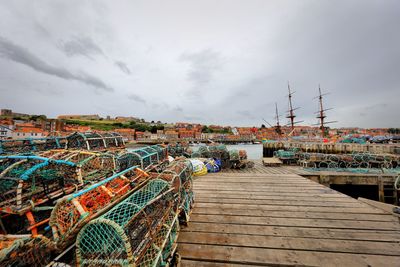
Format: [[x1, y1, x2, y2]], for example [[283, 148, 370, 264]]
[[226, 144, 263, 160], [190, 143, 263, 160]]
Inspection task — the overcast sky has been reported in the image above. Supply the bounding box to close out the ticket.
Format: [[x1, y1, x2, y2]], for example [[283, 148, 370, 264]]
[[0, 0, 399, 127]]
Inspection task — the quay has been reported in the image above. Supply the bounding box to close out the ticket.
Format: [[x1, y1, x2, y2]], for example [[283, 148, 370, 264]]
[[177, 163, 400, 266], [298, 170, 399, 204], [128, 138, 258, 145], [263, 141, 400, 155]]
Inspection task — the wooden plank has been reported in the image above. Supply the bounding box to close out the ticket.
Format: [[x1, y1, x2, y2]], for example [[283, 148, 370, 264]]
[[359, 197, 400, 215], [195, 181, 314, 185], [181, 222, 400, 242], [262, 157, 283, 167], [180, 170, 400, 266], [194, 181, 321, 185], [195, 196, 356, 203], [194, 183, 330, 188], [194, 198, 367, 207], [195, 195, 359, 203], [198, 173, 306, 177], [194, 189, 347, 197], [263, 157, 283, 163], [195, 183, 324, 187], [181, 260, 249, 267], [196, 178, 314, 181], [178, 243, 400, 267], [195, 202, 386, 214], [192, 207, 398, 222], [199, 173, 300, 177], [198, 177, 304, 180], [201, 175, 308, 180], [189, 214, 400, 230], [178, 232, 400, 256], [203, 174, 303, 178], [195, 186, 331, 191], [193, 186, 332, 192], [195, 192, 353, 200]]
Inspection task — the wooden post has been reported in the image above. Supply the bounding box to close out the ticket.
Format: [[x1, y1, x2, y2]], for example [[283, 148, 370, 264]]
[[378, 176, 384, 203]]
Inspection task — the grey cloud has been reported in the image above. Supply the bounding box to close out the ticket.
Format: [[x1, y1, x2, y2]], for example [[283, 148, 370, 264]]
[[0, 36, 113, 92], [152, 102, 169, 109], [33, 87, 62, 96], [1, 1, 399, 127], [34, 22, 51, 38], [184, 115, 203, 121], [127, 93, 146, 104], [180, 49, 223, 87], [173, 106, 183, 112], [115, 61, 131, 75], [59, 36, 104, 59], [364, 103, 388, 110], [237, 110, 256, 120]]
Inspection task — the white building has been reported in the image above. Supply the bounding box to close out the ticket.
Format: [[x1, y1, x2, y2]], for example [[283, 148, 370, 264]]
[[201, 133, 215, 139], [12, 129, 45, 139], [0, 125, 13, 140], [156, 130, 166, 140]]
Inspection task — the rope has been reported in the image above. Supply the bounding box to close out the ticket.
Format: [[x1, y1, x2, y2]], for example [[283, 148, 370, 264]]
[[395, 175, 400, 190]]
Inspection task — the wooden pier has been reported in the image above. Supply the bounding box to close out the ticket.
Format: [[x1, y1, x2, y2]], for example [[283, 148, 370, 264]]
[[263, 141, 400, 156], [177, 166, 400, 266]]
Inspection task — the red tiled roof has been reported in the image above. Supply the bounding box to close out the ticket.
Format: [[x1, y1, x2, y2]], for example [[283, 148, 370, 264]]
[[14, 127, 44, 133], [16, 122, 36, 128], [114, 128, 135, 133]]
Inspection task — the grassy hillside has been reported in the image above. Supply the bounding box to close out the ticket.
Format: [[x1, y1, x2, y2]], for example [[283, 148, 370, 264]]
[[64, 119, 164, 132]]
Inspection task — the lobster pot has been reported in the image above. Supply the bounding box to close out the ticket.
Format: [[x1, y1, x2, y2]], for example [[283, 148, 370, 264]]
[[167, 143, 186, 157], [0, 235, 54, 267], [0, 139, 36, 154], [195, 145, 229, 160], [137, 209, 179, 267], [197, 146, 210, 158], [190, 151, 201, 158], [0, 156, 78, 215], [50, 166, 146, 249], [66, 133, 89, 150], [273, 150, 296, 160], [229, 150, 240, 161], [76, 179, 178, 266], [35, 137, 65, 152], [0, 137, 66, 155], [116, 152, 142, 172], [66, 132, 124, 151], [142, 147, 159, 163], [77, 154, 116, 181], [159, 159, 194, 222], [84, 133, 104, 150], [238, 150, 247, 160], [180, 176, 194, 222], [39, 149, 73, 159], [131, 148, 154, 169], [150, 145, 168, 161], [101, 132, 124, 148], [209, 144, 228, 159], [39, 150, 117, 182], [125, 146, 169, 171], [297, 151, 400, 170]]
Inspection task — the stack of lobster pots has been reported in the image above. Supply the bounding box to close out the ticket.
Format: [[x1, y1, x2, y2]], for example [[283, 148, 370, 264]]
[[0, 132, 194, 266]]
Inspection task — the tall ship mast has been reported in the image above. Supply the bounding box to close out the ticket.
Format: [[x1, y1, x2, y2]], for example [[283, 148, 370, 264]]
[[315, 85, 337, 138], [274, 102, 283, 138], [286, 82, 303, 132]]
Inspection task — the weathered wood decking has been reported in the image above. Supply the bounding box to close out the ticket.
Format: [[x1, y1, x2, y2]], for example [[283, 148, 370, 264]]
[[177, 165, 400, 266]]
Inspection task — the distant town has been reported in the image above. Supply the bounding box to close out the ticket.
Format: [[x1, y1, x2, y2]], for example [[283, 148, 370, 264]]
[[0, 108, 399, 143]]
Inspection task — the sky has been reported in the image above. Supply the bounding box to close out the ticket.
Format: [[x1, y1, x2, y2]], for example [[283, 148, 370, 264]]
[[0, 0, 399, 128]]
